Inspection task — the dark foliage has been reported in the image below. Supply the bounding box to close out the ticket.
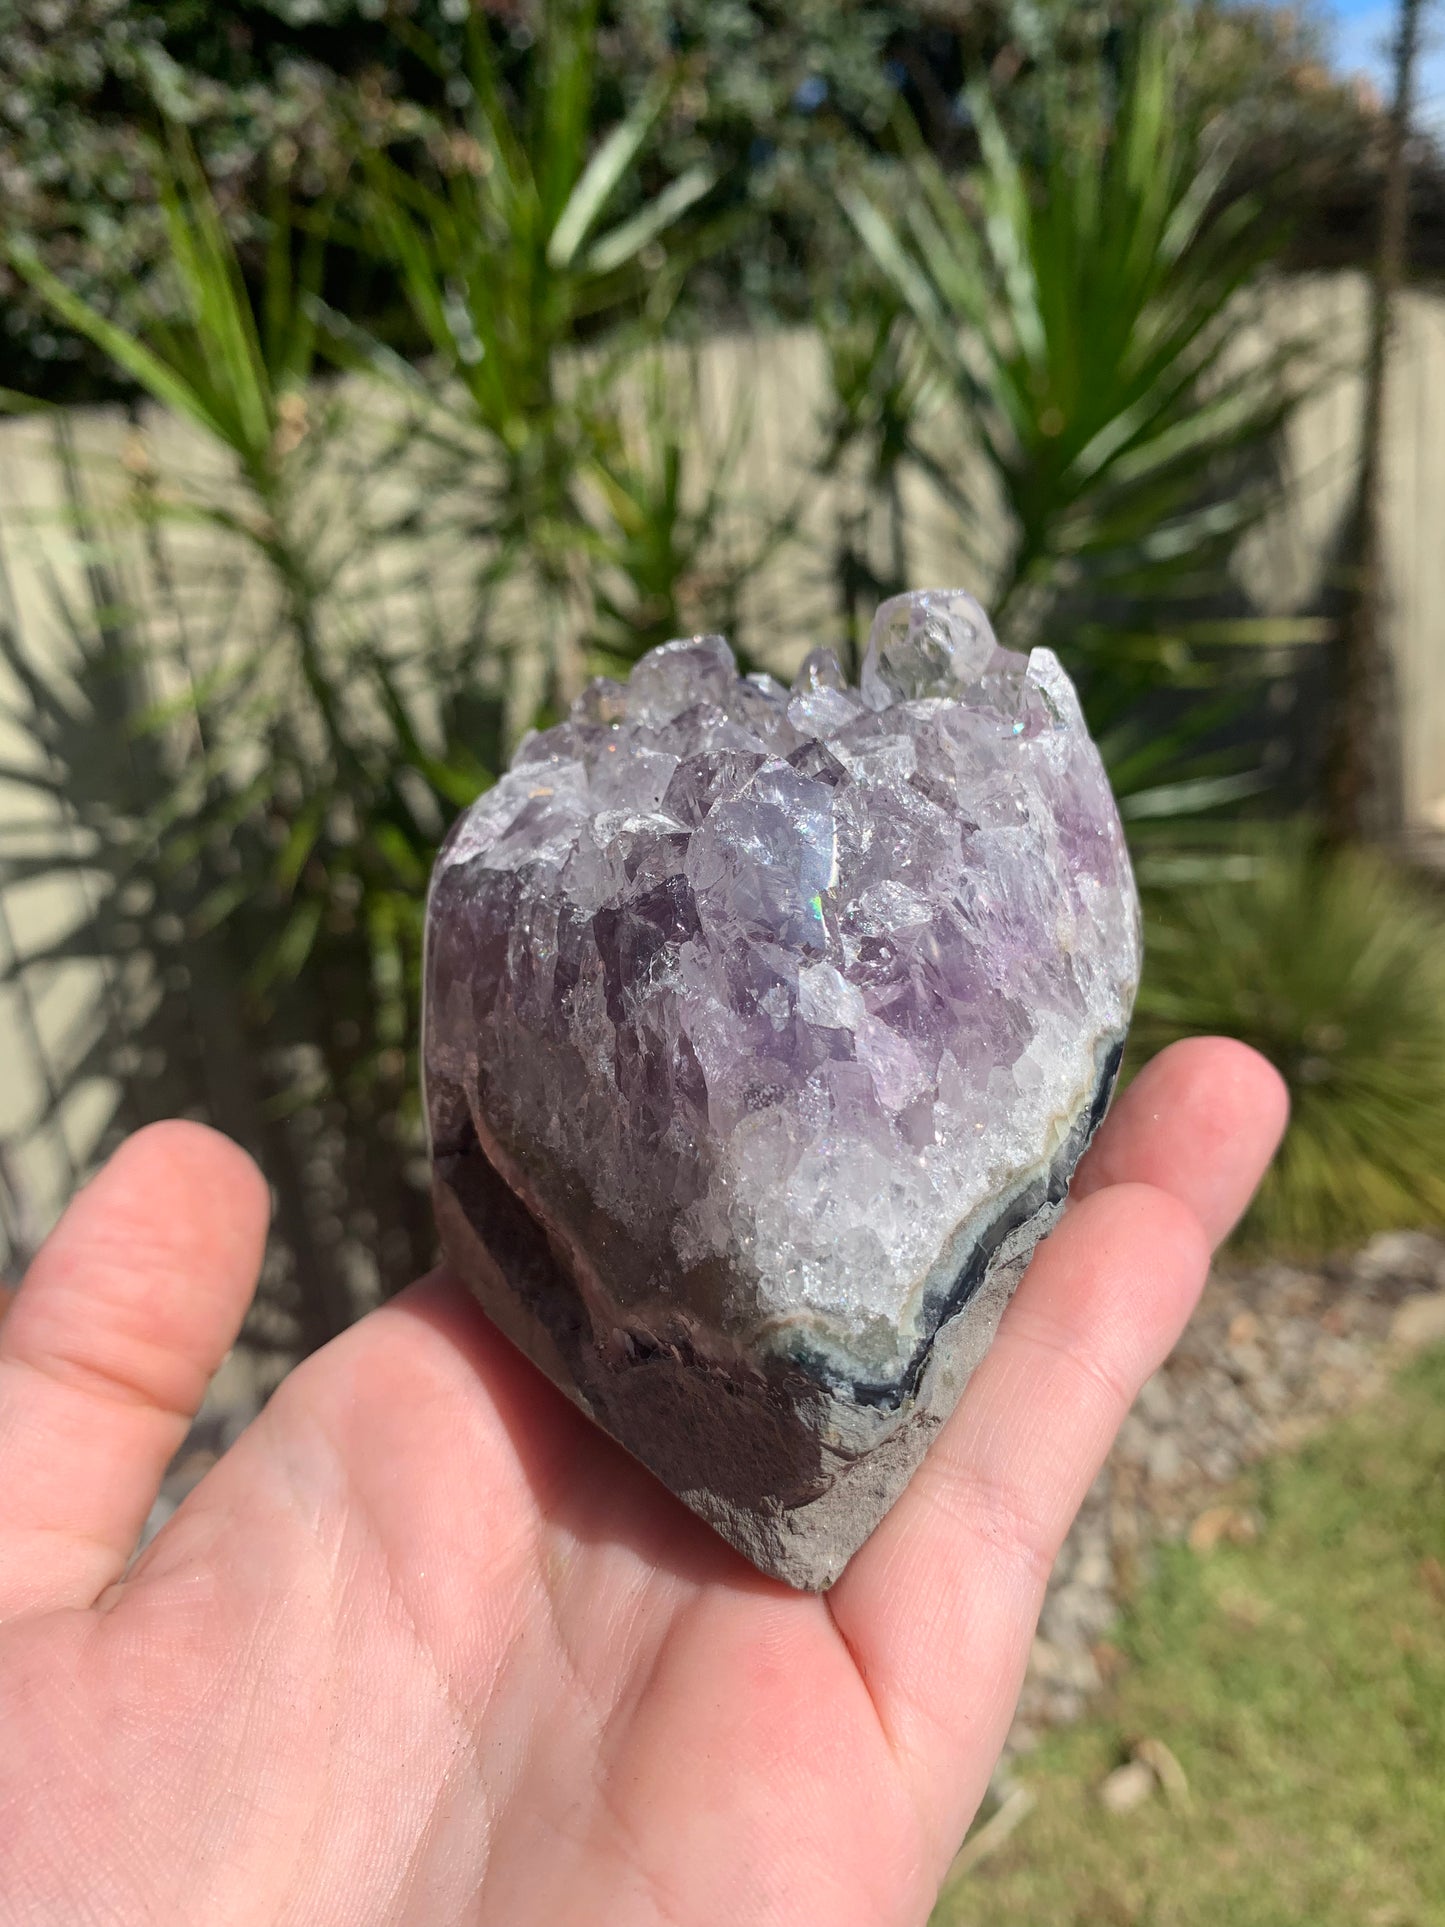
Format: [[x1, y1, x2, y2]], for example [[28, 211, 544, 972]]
[[3, 0, 1430, 404]]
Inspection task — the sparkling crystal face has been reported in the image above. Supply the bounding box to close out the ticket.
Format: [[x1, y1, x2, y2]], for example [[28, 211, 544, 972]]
[[424, 591, 1141, 1391]]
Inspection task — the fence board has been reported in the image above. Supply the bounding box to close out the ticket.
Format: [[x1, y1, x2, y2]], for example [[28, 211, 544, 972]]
[[2, 274, 1443, 1269]]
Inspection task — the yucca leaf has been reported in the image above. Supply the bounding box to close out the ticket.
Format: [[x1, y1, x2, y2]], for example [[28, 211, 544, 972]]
[[274, 796, 328, 894], [189, 874, 258, 936], [366, 892, 408, 1046], [5, 245, 228, 442], [585, 164, 717, 278], [254, 897, 325, 992], [548, 80, 668, 269], [0, 387, 53, 416], [1119, 770, 1268, 820], [840, 187, 951, 353], [371, 823, 429, 890], [156, 137, 273, 458]]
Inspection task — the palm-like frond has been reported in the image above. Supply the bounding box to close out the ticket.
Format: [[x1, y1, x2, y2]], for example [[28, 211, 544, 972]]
[[844, 19, 1308, 634], [838, 17, 1317, 845], [358, 1, 745, 716], [578, 353, 793, 676], [2, 143, 490, 1349], [365, 3, 712, 445], [1135, 839, 1445, 1250]]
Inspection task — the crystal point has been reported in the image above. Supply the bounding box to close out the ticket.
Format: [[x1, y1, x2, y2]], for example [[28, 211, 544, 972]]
[[861, 587, 1003, 707], [425, 591, 1140, 1588]]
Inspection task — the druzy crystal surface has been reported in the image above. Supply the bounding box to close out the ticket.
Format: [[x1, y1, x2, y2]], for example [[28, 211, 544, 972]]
[[425, 590, 1140, 1588]]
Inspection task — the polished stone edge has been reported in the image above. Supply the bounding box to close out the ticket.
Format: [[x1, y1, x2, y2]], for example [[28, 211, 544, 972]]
[[432, 1031, 1126, 1591]]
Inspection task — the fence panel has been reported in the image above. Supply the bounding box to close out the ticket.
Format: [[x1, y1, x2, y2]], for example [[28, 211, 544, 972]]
[[2, 276, 1443, 1276]]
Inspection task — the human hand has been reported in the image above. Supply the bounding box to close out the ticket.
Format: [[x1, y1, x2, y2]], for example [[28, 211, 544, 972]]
[[0, 1037, 1285, 1926]]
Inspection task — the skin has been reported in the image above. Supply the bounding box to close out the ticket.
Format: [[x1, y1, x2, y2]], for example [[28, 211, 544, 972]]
[[0, 1036, 1287, 1927]]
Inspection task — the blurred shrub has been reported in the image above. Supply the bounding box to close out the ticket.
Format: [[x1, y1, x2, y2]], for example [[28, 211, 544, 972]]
[[1135, 842, 1445, 1252], [4, 136, 485, 1351], [356, 0, 756, 721], [0, 0, 351, 402], [0, 0, 1407, 405], [839, 12, 1323, 843]]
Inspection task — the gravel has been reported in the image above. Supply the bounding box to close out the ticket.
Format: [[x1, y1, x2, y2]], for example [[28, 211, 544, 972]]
[[1008, 1228, 1445, 1751]]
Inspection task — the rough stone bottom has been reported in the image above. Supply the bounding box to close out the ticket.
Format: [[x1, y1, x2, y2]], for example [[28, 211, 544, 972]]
[[433, 1036, 1122, 1591]]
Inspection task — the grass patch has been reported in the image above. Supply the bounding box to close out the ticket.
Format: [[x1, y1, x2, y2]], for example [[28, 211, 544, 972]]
[[1133, 848, 1445, 1253], [935, 1344, 1445, 1927]]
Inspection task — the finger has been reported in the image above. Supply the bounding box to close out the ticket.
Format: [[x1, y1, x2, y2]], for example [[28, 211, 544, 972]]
[[1072, 1035, 1289, 1244], [0, 1121, 269, 1617], [828, 1040, 1286, 1858], [829, 1182, 1209, 1863]]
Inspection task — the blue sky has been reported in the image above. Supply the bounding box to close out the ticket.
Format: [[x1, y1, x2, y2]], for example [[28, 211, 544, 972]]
[[1322, 0, 1445, 134]]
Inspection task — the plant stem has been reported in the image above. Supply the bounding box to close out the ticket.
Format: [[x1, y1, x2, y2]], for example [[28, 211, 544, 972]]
[[1323, 0, 1428, 847]]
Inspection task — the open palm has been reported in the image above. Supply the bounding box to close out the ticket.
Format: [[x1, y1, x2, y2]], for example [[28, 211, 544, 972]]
[[0, 1038, 1285, 1925]]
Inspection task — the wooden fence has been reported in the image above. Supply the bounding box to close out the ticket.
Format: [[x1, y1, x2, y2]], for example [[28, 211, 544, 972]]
[[1, 272, 1442, 1280]]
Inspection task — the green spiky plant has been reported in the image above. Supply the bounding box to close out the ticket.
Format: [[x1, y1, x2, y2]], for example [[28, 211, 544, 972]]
[[1134, 840, 1445, 1251], [815, 271, 937, 678], [4, 138, 489, 1350], [359, 0, 744, 724], [578, 349, 791, 677], [839, 14, 1322, 842]]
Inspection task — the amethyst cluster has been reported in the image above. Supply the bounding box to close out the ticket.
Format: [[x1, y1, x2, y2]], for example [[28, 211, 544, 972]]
[[424, 591, 1140, 1588]]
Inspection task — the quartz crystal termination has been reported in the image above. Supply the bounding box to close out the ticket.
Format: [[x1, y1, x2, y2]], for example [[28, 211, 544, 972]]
[[425, 590, 1141, 1590]]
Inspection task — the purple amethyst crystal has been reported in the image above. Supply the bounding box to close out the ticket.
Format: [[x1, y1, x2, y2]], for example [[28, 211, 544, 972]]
[[424, 590, 1141, 1589]]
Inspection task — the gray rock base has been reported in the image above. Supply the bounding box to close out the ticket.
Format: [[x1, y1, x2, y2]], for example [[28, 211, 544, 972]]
[[433, 1038, 1121, 1592]]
